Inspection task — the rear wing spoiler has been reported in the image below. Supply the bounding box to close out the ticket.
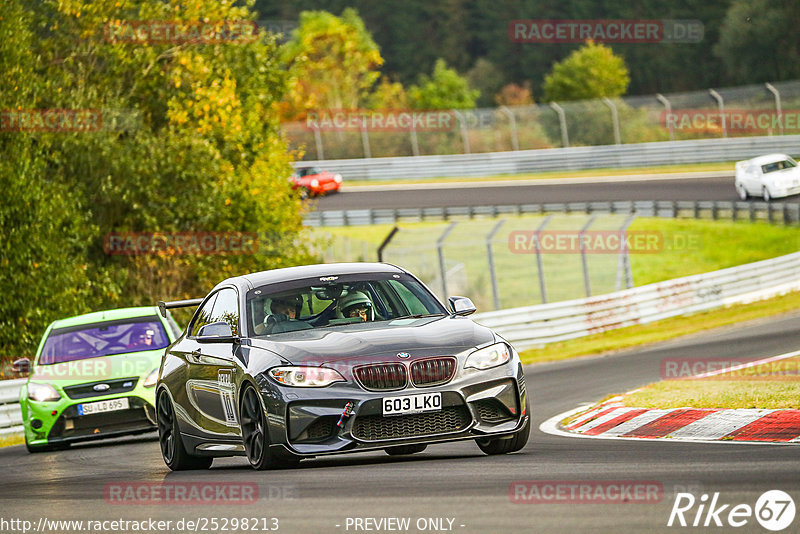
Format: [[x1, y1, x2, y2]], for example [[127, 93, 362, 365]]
[[157, 298, 204, 318]]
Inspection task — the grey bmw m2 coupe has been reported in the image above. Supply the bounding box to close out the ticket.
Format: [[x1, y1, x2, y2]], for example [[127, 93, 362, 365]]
[[156, 263, 529, 470]]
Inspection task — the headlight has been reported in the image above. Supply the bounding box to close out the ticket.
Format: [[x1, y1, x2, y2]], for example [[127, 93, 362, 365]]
[[143, 368, 159, 388], [310, 179, 320, 188], [268, 366, 345, 387], [334, 174, 343, 183], [464, 343, 510, 370], [27, 382, 61, 402]]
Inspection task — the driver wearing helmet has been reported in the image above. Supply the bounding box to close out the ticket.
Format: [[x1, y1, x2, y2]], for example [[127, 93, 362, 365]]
[[262, 294, 311, 334], [127, 325, 156, 349], [338, 291, 374, 322]]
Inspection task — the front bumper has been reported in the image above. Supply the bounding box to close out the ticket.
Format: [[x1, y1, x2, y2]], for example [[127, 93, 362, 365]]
[[23, 388, 157, 446], [258, 360, 528, 457]]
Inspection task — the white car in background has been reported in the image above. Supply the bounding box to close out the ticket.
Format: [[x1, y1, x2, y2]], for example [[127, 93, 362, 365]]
[[734, 153, 800, 201]]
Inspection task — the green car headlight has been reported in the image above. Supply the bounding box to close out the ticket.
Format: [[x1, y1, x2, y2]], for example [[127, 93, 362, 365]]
[[464, 342, 510, 370], [28, 382, 61, 402], [143, 368, 159, 388], [268, 366, 345, 387]]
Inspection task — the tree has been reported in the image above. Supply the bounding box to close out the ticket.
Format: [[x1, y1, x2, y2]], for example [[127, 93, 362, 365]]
[[409, 59, 480, 109], [543, 41, 630, 102], [714, 0, 800, 83], [281, 8, 383, 119], [495, 83, 534, 106], [0, 0, 313, 361]]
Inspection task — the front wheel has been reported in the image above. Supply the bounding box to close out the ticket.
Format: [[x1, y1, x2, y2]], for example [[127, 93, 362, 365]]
[[476, 402, 530, 455], [157, 390, 212, 471]]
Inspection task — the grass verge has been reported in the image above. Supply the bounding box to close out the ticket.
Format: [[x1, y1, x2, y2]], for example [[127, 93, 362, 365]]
[[519, 290, 800, 365], [344, 161, 733, 187], [621, 356, 800, 410]]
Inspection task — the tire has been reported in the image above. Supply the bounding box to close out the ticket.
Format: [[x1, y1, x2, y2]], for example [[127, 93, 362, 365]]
[[157, 390, 212, 471], [476, 402, 530, 455], [736, 182, 748, 200], [240, 384, 276, 470], [385, 444, 427, 456], [763, 187, 772, 202]]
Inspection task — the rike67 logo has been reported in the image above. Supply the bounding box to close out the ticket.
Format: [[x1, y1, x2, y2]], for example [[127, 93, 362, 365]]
[[668, 490, 795, 531]]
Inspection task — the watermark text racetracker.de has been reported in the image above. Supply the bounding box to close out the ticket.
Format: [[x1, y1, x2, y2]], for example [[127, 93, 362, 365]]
[[305, 109, 457, 132], [508, 230, 701, 254], [661, 357, 800, 380], [509, 480, 663, 504], [104, 232, 258, 256], [509, 19, 703, 43]]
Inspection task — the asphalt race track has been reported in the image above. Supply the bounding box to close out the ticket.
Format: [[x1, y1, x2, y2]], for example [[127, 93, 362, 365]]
[[2, 312, 799, 533], [314, 174, 800, 211]]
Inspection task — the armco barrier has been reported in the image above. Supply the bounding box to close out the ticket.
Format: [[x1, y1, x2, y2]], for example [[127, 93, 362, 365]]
[[297, 135, 800, 181], [0, 378, 25, 438], [304, 200, 800, 227], [472, 251, 800, 350]]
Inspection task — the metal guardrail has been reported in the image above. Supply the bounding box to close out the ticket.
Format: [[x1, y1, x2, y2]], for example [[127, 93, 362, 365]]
[[472, 251, 800, 351], [297, 135, 800, 181], [0, 378, 25, 438], [305, 200, 800, 227]]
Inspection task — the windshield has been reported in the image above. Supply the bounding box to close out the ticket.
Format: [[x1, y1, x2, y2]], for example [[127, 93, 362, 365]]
[[38, 318, 169, 364], [762, 158, 797, 173], [246, 274, 446, 336]]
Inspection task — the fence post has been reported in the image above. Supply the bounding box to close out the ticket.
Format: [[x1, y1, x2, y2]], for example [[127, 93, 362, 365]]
[[534, 215, 553, 303], [377, 226, 399, 262], [616, 214, 636, 291], [765, 83, 783, 135], [499, 106, 519, 151], [410, 123, 420, 157], [453, 110, 470, 154], [580, 214, 598, 297], [486, 219, 507, 310], [709, 89, 727, 138], [549, 102, 569, 148], [313, 126, 325, 160], [436, 222, 458, 297], [602, 97, 622, 145], [360, 119, 371, 158], [656, 93, 675, 142]]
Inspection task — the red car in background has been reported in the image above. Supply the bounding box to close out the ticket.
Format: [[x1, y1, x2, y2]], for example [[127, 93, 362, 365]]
[[290, 166, 343, 198]]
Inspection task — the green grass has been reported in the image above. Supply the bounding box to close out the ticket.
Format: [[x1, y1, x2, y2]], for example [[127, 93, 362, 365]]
[[344, 161, 734, 187], [621, 356, 800, 409], [518, 290, 800, 364]]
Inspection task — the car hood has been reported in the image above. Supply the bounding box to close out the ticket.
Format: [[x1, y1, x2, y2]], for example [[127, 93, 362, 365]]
[[248, 316, 495, 366], [29, 349, 163, 386], [765, 167, 800, 183]]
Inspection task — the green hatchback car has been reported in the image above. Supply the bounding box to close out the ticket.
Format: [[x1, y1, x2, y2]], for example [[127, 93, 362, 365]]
[[17, 307, 181, 452]]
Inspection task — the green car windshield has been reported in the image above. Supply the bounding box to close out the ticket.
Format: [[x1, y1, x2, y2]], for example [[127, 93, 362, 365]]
[[39, 318, 169, 364], [247, 275, 446, 336]]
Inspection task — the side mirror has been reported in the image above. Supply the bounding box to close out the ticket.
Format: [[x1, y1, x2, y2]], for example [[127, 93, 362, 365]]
[[448, 296, 476, 316], [197, 321, 238, 343], [12, 357, 31, 374]]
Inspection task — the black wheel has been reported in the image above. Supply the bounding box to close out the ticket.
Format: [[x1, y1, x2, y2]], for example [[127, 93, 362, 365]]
[[240, 384, 274, 470], [157, 390, 212, 470], [763, 187, 772, 202], [476, 402, 530, 455], [300, 188, 310, 200], [385, 444, 427, 456], [736, 182, 748, 200]]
